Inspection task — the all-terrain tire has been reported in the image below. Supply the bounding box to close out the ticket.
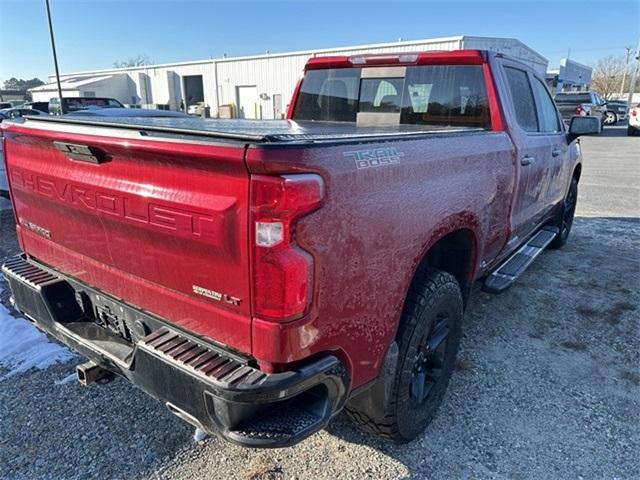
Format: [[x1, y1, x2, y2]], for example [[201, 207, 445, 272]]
[[346, 268, 463, 443], [550, 176, 578, 249]]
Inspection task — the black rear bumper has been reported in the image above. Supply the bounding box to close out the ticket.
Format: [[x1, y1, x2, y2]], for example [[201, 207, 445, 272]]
[[2, 255, 349, 448]]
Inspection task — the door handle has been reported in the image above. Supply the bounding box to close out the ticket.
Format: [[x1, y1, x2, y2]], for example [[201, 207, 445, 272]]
[[552, 148, 562, 157], [520, 155, 535, 166]]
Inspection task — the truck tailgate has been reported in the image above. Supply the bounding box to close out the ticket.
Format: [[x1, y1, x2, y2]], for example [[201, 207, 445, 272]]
[[2, 121, 252, 353]]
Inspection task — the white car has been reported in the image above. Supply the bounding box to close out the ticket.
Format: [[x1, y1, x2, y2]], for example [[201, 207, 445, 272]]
[[0, 108, 43, 196], [628, 104, 640, 136]]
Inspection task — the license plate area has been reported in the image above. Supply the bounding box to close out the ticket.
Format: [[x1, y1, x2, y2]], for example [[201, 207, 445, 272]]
[[95, 304, 131, 342], [76, 290, 150, 344]]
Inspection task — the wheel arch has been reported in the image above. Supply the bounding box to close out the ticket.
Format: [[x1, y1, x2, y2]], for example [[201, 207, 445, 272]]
[[347, 225, 475, 432], [406, 222, 480, 310], [573, 162, 582, 182]]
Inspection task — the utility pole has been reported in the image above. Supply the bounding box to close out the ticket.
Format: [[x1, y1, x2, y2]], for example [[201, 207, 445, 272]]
[[45, 0, 64, 114], [620, 46, 632, 97], [626, 39, 640, 110]]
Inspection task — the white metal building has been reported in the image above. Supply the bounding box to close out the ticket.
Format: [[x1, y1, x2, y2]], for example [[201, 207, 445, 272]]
[[30, 74, 134, 103], [33, 36, 548, 119], [545, 58, 593, 94]]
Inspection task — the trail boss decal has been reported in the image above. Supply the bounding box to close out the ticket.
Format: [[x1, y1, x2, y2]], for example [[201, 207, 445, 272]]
[[344, 147, 405, 169]]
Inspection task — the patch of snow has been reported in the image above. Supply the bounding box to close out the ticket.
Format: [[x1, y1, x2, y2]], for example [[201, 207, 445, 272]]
[[193, 428, 209, 442], [0, 303, 74, 379]]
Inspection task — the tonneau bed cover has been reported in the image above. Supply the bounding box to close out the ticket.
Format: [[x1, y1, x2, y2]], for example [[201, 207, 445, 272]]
[[14, 116, 484, 144]]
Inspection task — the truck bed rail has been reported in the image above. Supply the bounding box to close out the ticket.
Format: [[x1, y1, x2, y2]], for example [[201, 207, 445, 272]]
[[11, 116, 486, 145]]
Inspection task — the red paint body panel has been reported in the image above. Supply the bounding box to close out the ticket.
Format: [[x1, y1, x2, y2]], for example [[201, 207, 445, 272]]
[[1, 50, 581, 392], [3, 126, 253, 353], [286, 78, 302, 120], [483, 62, 506, 132], [246, 132, 516, 385]]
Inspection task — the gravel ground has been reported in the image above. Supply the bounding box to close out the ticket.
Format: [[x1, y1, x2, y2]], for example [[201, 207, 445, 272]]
[[0, 126, 638, 480]]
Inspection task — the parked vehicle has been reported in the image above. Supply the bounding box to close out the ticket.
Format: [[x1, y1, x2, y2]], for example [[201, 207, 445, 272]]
[[0, 102, 12, 109], [48, 96, 125, 115], [554, 91, 607, 127], [25, 101, 49, 114], [0, 107, 43, 120], [0, 109, 43, 196], [603, 100, 628, 125], [1, 50, 600, 448], [628, 103, 640, 136]]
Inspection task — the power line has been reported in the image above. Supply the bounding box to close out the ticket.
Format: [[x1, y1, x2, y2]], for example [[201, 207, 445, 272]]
[[540, 46, 629, 56]]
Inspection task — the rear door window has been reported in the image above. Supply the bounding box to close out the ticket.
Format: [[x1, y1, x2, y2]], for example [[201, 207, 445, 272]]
[[400, 65, 491, 128], [504, 67, 539, 132], [531, 78, 561, 132]]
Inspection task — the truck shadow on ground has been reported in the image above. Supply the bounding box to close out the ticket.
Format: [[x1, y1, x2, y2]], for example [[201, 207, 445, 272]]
[[0, 216, 638, 480]]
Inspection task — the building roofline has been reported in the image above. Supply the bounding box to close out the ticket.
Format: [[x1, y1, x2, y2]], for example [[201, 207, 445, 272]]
[[559, 57, 592, 70], [32, 74, 116, 91], [50, 35, 547, 81], [461, 35, 548, 64], [52, 36, 476, 78]]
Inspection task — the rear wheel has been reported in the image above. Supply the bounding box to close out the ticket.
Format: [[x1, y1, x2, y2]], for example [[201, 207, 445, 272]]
[[347, 268, 463, 443], [605, 111, 617, 125], [550, 176, 578, 249]]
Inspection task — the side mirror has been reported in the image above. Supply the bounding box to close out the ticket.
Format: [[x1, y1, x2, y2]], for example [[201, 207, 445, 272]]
[[567, 116, 601, 142]]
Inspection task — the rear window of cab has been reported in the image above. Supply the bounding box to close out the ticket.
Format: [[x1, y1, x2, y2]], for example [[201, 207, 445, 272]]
[[293, 65, 492, 129]]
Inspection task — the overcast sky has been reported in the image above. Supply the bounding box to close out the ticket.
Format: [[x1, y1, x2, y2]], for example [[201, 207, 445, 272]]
[[1, 0, 638, 84]]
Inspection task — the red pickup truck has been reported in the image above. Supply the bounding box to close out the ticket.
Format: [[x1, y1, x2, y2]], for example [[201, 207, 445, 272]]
[[1, 50, 600, 448]]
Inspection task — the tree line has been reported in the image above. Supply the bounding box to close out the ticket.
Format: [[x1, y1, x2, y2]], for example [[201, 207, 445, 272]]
[[590, 55, 640, 100]]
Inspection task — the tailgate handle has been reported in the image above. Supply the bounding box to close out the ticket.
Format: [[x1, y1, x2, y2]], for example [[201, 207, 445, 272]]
[[53, 141, 109, 164]]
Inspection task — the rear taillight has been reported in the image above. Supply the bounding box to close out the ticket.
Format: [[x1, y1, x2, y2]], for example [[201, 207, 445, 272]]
[[632, 109, 638, 117], [250, 174, 324, 321], [575, 105, 583, 115]]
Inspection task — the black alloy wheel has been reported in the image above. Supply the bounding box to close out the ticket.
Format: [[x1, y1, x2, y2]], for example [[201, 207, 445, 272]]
[[410, 313, 450, 404]]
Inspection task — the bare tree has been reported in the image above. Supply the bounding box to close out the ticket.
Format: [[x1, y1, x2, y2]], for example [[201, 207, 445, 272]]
[[113, 54, 151, 69], [591, 56, 629, 99]]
